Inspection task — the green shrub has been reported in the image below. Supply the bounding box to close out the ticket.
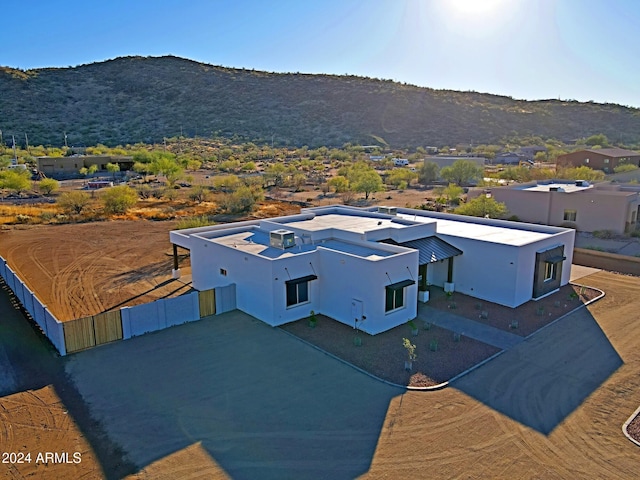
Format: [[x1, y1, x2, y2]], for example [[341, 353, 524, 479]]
[[176, 215, 215, 229], [101, 186, 138, 214]]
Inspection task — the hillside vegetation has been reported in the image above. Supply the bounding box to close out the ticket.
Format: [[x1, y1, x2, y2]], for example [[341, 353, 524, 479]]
[[2, 55, 640, 148]]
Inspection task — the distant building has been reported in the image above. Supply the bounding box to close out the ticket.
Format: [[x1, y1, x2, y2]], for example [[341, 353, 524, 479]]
[[469, 180, 640, 234], [556, 148, 640, 173], [36, 155, 134, 178], [494, 152, 526, 165], [519, 146, 547, 161], [393, 158, 409, 166]]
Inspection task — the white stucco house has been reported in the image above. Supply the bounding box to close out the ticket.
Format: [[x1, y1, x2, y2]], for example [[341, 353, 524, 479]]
[[170, 205, 574, 335]]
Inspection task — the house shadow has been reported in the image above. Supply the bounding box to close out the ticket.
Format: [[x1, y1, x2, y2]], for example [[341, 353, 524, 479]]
[[65, 311, 402, 480], [450, 307, 623, 435]]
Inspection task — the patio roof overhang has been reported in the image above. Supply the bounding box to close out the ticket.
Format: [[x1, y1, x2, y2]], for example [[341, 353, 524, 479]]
[[396, 237, 463, 264]]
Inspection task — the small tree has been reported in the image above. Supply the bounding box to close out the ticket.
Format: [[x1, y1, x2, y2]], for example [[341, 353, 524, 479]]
[[38, 178, 60, 196], [403, 337, 417, 371], [106, 162, 120, 179], [188, 185, 209, 202], [87, 164, 99, 175], [352, 169, 384, 200], [418, 161, 440, 185], [455, 195, 508, 218], [328, 175, 349, 193], [0, 170, 31, 194], [101, 186, 138, 214], [440, 160, 484, 186], [58, 191, 91, 215]]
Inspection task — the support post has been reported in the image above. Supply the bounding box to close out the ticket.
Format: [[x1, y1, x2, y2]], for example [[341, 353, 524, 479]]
[[172, 244, 181, 279]]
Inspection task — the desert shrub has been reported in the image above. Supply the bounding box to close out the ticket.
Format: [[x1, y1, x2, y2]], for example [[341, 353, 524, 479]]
[[57, 191, 91, 215], [219, 185, 261, 214], [176, 215, 215, 229], [593, 229, 615, 239], [188, 185, 210, 202], [15, 214, 31, 223], [39, 211, 55, 221], [101, 186, 138, 214], [37, 178, 60, 196], [136, 185, 152, 199], [162, 188, 177, 201]]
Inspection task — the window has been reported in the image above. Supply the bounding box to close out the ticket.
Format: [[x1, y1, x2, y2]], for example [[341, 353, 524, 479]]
[[220, 268, 227, 276], [544, 262, 556, 282], [584, 158, 590, 164], [286, 281, 308, 306], [604, 158, 610, 164], [563, 210, 577, 222], [385, 287, 404, 312], [285, 274, 317, 307], [384, 279, 414, 312]]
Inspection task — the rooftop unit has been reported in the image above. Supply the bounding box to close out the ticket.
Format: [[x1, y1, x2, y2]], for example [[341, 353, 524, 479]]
[[377, 206, 398, 216], [269, 229, 296, 249], [575, 180, 590, 187]]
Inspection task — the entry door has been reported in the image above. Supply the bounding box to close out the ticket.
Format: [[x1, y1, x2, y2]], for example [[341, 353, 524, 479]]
[[351, 299, 363, 328]]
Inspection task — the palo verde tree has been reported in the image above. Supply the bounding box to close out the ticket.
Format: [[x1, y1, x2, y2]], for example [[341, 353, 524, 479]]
[[440, 159, 484, 186], [101, 186, 138, 214], [455, 195, 508, 219]]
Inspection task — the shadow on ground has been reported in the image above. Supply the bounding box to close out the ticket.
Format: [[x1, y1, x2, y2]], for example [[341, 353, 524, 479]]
[[451, 307, 622, 435], [65, 312, 402, 480]]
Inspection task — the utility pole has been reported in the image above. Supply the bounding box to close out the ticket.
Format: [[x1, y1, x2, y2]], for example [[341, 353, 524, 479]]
[[12, 135, 17, 163], [25, 133, 30, 155], [64, 131, 68, 149]]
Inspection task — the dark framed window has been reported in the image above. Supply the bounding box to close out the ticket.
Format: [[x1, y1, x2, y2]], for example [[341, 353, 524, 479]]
[[563, 210, 577, 222], [385, 279, 414, 313], [544, 262, 556, 282], [285, 274, 317, 307]]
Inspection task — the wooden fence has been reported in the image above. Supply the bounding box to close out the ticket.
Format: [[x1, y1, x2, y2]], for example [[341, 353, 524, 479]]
[[63, 310, 124, 354], [0, 256, 221, 356]]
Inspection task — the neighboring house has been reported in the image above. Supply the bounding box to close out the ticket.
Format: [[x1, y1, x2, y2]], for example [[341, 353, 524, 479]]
[[556, 148, 640, 173], [494, 152, 527, 165], [469, 180, 640, 234], [393, 158, 409, 166], [170, 205, 574, 335], [36, 155, 134, 177], [519, 146, 547, 161]]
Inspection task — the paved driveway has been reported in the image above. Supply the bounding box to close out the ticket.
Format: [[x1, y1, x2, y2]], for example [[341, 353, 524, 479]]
[[66, 311, 402, 480]]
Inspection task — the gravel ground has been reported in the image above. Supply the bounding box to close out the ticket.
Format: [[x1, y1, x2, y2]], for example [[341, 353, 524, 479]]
[[281, 284, 600, 388]]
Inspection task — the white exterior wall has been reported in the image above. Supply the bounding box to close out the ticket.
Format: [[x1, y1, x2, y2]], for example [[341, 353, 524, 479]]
[[438, 235, 522, 307], [189, 239, 276, 323], [439, 228, 574, 307], [315, 247, 418, 335], [270, 250, 321, 326]]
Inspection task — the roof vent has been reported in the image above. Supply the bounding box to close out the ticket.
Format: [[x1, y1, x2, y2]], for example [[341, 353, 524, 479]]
[[575, 180, 589, 187], [549, 186, 564, 192], [377, 206, 397, 216], [269, 229, 296, 249]]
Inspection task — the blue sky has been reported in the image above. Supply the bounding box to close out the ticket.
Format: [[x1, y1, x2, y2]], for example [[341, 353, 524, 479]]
[[4, 0, 639, 107]]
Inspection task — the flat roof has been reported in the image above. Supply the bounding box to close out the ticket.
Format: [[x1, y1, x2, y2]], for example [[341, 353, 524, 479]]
[[212, 229, 396, 259], [397, 213, 552, 246], [518, 183, 592, 193], [281, 213, 418, 233]]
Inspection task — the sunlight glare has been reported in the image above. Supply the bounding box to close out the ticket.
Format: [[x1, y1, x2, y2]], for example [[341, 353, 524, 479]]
[[447, 0, 509, 16]]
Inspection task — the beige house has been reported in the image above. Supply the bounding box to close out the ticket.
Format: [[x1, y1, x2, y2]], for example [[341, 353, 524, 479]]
[[469, 180, 640, 234], [36, 155, 133, 177]]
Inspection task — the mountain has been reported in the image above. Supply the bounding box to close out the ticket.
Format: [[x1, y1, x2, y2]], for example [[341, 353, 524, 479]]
[[1, 55, 639, 148]]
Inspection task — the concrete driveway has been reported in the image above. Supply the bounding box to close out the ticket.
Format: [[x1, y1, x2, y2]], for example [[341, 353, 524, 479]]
[[65, 311, 402, 480]]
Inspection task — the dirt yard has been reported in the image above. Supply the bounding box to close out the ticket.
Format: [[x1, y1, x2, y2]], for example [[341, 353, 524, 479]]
[[1, 216, 639, 479]]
